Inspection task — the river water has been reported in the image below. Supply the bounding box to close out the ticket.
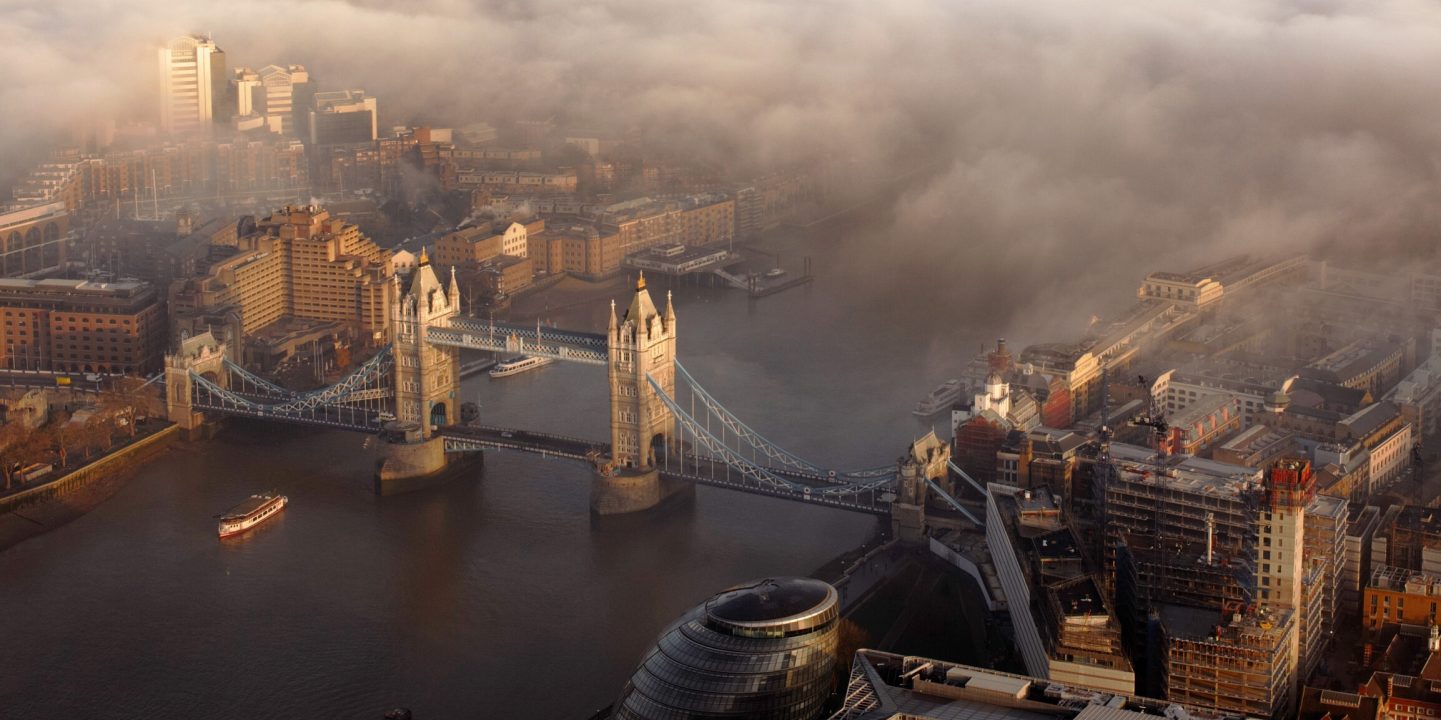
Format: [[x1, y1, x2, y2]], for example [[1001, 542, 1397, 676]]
[[0, 212, 999, 719]]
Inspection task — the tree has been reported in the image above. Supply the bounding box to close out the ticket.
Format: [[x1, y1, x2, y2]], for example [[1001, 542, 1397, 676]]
[[0, 423, 45, 491], [77, 418, 112, 460], [43, 412, 74, 468], [100, 377, 160, 439]]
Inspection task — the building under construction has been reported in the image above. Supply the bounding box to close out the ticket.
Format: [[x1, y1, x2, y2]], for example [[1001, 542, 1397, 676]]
[[987, 484, 1135, 694], [1159, 603, 1296, 719], [1097, 447, 1344, 716], [1100, 444, 1266, 613]]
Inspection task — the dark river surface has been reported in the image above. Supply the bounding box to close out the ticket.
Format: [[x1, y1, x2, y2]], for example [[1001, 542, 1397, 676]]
[[0, 214, 1003, 719]]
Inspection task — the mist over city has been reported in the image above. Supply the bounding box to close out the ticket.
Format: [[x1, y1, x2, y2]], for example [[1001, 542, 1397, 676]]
[[2, 1, 1441, 719], [7, 0, 1441, 337]]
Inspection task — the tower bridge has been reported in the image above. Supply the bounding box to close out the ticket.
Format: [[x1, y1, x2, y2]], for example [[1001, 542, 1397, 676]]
[[164, 258, 962, 521]]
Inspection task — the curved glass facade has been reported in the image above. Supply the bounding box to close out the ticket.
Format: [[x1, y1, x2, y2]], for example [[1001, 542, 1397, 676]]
[[614, 578, 840, 720]]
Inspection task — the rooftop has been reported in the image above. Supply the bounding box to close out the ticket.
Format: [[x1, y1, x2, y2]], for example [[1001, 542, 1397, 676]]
[[830, 650, 1244, 720], [1304, 337, 1405, 381], [1338, 401, 1401, 439], [1107, 443, 1263, 499], [0, 277, 149, 296], [1158, 602, 1292, 643], [1168, 393, 1238, 427], [703, 577, 837, 634]]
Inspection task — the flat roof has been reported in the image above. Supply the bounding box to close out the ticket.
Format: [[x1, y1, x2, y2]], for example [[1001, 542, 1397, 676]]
[[1107, 444, 1262, 498], [0, 277, 149, 295], [834, 650, 1244, 720]]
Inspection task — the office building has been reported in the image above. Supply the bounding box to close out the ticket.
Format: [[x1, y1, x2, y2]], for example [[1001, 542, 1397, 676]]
[[158, 35, 227, 136], [0, 278, 166, 374], [169, 205, 393, 350], [257, 64, 310, 135], [1363, 565, 1441, 631], [309, 90, 378, 146]]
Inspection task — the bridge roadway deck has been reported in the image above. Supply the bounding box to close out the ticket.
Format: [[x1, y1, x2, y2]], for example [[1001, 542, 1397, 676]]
[[439, 425, 891, 515]]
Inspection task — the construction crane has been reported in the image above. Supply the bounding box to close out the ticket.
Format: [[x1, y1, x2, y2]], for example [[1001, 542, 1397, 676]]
[[1128, 374, 1170, 459]]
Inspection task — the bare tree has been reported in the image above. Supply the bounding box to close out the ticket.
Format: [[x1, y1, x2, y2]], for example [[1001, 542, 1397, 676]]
[[78, 418, 113, 460], [100, 377, 159, 439], [43, 411, 74, 469], [0, 423, 44, 491]]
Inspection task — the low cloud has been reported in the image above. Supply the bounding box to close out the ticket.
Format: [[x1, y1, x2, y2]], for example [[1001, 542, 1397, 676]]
[[4, 0, 1440, 346]]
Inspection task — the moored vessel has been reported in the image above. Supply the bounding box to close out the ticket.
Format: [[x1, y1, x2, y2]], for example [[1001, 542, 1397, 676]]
[[218, 493, 287, 538], [489, 355, 554, 378], [913, 379, 964, 416]]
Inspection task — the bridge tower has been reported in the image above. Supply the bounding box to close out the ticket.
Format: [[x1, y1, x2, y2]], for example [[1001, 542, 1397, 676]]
[[608, 272, 677, 469], [164, 331, 227, 433], [390, 249, 461, 438], [593, 273, 682, 514]]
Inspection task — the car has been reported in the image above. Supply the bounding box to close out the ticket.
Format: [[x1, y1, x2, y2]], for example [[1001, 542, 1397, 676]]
[[84, 373, 102, 382], [500, 431, 515, 438], [376, 412, 396, 422]]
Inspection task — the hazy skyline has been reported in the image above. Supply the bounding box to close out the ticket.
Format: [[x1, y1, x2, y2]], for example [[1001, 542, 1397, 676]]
[[5, 0, 1441, 341]]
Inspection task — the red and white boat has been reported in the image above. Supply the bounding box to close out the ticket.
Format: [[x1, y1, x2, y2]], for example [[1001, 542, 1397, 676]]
[[217, 493, 287, 538]]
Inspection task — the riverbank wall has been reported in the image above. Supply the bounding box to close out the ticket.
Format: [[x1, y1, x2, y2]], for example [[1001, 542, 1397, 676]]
[[0, 424, 181, 552], [0, 424, 180, 515]]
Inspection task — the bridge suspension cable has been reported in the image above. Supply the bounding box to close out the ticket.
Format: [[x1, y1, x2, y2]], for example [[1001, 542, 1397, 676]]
[[221, 358, 296, 397], [672, 361, 898, 482], [650, 374, 894, 500], [187, 345, 396, 430]]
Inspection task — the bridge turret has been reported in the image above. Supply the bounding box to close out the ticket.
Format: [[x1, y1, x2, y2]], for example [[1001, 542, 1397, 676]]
[[607, 273, 676, 471], [164, 331, 228, 434], [391, 259, 460, 437]]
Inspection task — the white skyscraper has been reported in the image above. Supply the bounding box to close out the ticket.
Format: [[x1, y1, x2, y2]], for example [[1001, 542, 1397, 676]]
[[157, 35, 226, 136]]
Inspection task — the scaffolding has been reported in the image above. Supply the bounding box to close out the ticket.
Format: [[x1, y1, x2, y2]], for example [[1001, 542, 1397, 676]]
[[1102, 461, 1263, 609], [1162, 604, 1295, 718]]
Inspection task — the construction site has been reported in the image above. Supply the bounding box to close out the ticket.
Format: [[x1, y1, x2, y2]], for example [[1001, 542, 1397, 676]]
[[1160, 603, 1296, 718]]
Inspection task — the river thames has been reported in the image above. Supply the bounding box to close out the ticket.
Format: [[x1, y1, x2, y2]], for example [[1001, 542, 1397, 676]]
[[0, 215, 1005, 718]]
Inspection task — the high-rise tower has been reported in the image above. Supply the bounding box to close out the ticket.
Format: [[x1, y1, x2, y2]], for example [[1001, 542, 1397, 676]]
[[607, 273, 676, 470], [158, 35, 226, 136]]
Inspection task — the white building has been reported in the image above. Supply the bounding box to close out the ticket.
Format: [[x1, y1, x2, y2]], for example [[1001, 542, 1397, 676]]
[[257, 64, 309, 135], [1368, 422, 1413, 493], [500, 221, 529, 258], [1137, 271, 1224, 309], [158, 35, 226, 136], [1389, 354, 1441, 439]]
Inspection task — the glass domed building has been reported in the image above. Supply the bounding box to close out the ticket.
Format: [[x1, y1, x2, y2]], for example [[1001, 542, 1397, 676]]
[[613, 577, 841, 720]]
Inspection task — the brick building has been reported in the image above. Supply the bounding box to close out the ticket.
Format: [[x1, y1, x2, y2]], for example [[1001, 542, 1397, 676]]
[[0, 278, 166, 374]]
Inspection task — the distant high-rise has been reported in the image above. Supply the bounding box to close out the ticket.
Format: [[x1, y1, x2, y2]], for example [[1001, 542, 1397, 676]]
[[308, 90, 378, 145], [158, 35, 227, 136], [257, 64, 310, 135]]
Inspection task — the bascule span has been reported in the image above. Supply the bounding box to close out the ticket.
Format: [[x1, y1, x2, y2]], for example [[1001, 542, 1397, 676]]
[[440, 425, 893, 516]]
